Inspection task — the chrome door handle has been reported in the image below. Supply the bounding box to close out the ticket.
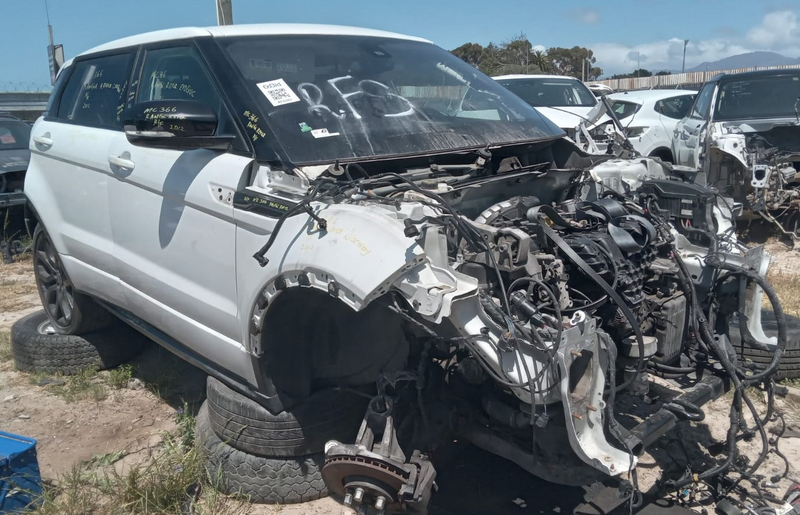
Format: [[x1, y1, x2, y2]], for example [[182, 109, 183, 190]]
[[108, 154, 135, 170], [33, 134, 53, 147]]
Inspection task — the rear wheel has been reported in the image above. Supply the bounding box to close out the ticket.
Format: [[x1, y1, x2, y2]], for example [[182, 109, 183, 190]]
[[33, 225, 113, 334]]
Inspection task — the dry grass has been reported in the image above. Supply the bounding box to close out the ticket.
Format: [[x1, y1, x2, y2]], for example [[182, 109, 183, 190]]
[[764, 270, 800, 317], [33, 410, 250, 515], [0, 277, 38, 312], [0, 329, 11, 362]]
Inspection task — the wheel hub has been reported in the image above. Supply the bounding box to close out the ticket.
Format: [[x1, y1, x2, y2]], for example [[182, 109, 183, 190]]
[[322, 455, 409, 512]]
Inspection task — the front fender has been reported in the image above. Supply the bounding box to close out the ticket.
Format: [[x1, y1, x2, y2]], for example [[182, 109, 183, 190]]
[[235, 201, 478, 354]]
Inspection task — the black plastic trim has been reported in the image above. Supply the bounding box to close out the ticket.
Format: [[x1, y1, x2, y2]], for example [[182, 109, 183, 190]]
[[97, 300, 288, 414]]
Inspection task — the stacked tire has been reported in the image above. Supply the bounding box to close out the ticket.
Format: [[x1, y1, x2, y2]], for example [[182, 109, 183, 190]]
[[730, 310, 800, 380], [11, 310, 145, 374], [196, 377, 368, 504]]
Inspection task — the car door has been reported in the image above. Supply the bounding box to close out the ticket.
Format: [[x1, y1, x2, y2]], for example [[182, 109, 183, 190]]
[[655, 94, 695, 156], [25, 50, 135, 304], [107, 43, 254, 370], [673, 84, 714, 168]]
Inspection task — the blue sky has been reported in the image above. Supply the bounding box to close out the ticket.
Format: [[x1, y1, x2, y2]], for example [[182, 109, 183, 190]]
[[3, 0, 800, 88]]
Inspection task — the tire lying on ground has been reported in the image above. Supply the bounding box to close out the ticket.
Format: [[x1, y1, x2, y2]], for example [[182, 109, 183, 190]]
[[729, 310, 800, 379], [206, 376, 368, 457], [196, 402, 328, 504], [11, 310, 146, 375]]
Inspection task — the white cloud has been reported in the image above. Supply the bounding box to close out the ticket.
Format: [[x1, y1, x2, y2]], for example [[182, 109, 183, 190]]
[[592, 10, 800, 76], [572, 8, 600, 25], [746, 11, 800, 49]]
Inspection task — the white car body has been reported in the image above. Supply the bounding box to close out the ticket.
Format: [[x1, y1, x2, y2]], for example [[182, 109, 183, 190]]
[[23, 24, 778, 511], [594, 90, 697, 161], [672, 70, 800, 236], [493, 74, 598, 133], [587, 83, 614, 97]]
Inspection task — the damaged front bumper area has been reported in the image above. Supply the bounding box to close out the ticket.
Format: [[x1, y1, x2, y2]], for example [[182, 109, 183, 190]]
[[705, 121, 800, 242], [315, 158, 781, 514]]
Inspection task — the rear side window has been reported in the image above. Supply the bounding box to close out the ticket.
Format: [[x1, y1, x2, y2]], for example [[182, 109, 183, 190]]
[[609, 100, 641, 119], [655, 95, 696, 120], [56, 52, 133, 129]]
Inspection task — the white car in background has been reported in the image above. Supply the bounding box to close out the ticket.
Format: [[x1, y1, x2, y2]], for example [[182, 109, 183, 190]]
[[592, 89, 697, 162], [493, 74, 598, 136], [587, 83, 614, 97]]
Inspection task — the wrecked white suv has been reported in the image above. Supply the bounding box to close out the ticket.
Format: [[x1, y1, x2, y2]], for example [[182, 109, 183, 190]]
[[25, 24, 785, 513], [673, 69, 800, 239]]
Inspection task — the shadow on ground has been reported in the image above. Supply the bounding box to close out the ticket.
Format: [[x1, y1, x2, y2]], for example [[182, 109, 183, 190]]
[[128, 340, 208, 414]]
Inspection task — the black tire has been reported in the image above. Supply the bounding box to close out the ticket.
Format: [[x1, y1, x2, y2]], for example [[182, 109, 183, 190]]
[[11, 310, 145, 375], [32, 224, 114, 335], [196, 403, 328, 504], [206, 376, 367, 457], [729, 310, 800, 379]]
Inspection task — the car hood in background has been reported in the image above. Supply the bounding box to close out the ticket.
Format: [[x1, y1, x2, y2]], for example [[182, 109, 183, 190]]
[[533, 106, 596, 130], [0, 149, 30, 174]]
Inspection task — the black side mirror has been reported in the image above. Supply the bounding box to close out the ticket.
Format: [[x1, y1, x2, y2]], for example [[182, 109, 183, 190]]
[[123, 100, 233, 150]]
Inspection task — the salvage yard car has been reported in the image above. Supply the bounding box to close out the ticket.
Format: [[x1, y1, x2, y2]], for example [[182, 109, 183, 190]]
[[1, 115, 32, 248], [21, 24, 787, 513], [590, 89, 697, 162], [672, 69, 800, 239], [494, 74, 600, 147]]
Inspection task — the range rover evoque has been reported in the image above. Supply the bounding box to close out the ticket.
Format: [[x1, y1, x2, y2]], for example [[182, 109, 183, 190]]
[[24, 24, 786, 513]]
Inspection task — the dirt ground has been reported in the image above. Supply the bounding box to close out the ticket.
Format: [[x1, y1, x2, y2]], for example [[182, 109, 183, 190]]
[[1, 243, 799, 515]]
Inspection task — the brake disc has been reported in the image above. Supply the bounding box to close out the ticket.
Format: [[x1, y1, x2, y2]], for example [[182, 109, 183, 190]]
[[322, 455, 410, 511]]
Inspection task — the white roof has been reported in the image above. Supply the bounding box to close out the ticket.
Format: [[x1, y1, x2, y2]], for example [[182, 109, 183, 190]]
[[81, 24, 432, 56], [607, 89, 697, 104], [493, 74, 582, 81]]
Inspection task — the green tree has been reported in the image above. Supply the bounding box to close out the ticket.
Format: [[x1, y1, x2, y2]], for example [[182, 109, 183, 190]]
[[451, 42, 485, 69], [547, 46, 602, 80], [530, 49, 552, 74], [480, 34, 543, 76]]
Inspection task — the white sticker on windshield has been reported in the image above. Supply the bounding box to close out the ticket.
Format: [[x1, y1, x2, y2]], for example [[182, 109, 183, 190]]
[[311, 128, 340, 139], [256, 78, 300, 107]]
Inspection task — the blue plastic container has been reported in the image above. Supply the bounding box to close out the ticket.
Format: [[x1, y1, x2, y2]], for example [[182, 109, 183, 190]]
[[0, 430, 42, 513]]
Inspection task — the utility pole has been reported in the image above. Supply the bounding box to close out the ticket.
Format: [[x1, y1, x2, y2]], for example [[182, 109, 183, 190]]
[[682, 39, 689, 73], [636, 52, 641, 78], [44, 0, 63, 85], [216, 0, 233, 25]]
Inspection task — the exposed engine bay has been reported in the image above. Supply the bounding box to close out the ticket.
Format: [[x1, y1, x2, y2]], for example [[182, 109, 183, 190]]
[[706, 121, 800, 241], [248, 139, 787, 515]]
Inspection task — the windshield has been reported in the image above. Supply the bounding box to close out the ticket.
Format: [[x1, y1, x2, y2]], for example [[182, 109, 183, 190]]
[[714, 74, 800, 121], [496, 78, 597, 108], [219, 35, 563, 164], [0, 120, 31, 151], [609, 100, 641, 120]]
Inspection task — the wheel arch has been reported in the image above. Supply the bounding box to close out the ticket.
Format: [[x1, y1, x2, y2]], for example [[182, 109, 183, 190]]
[[648, 146, 674, 163]]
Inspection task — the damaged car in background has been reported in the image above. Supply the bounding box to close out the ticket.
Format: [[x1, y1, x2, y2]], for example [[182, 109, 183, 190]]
[[673, 69, 800, 240], [0, 114, 32, 262], [23, 25, 788, 514]]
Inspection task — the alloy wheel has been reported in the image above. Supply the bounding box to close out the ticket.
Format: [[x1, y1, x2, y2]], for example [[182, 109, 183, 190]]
[[34, 233, 75, 329]]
